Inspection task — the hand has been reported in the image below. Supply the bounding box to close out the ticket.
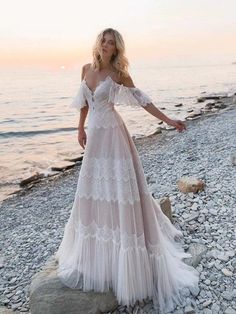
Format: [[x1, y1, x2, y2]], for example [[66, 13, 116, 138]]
[[167, 119, 187, 132], [78, 129, 87, 149]]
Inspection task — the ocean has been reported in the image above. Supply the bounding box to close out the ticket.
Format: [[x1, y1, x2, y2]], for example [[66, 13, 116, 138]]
[[0, 63, 235, 201]]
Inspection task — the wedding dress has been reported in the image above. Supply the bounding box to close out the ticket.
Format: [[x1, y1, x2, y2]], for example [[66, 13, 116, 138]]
[[55, 75, 199, 313]]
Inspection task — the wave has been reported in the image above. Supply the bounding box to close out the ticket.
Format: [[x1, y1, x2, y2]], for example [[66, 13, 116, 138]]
[[0, 127, 77, 139]]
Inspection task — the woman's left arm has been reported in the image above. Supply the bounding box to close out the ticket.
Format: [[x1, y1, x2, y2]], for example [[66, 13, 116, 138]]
[[121, 74, 187, 133]]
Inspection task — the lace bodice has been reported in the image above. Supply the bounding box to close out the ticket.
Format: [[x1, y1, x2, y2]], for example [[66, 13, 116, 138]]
[[69, 75, 153, 112]]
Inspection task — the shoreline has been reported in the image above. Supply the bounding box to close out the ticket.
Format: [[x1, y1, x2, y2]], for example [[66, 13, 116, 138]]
[[0, 100, 235, 313], [1, 92, 236, 205]]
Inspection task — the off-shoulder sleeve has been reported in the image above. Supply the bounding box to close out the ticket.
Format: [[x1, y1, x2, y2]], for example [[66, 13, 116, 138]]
[[108, 80, 153, 108], [69, 83, 88, 111]]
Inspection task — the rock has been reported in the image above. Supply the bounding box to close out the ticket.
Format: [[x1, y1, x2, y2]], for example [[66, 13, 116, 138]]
[[177, 176, 205, 193], [197, 94, 227, 102], [202, 299, 212, 307], [158, 196, 173, 222], [225, 308, 236, 314], [147, 127, 162, 137], [205, 102, 215, 109], [29, 256, 118, 314], [142, 303, 153, 312], [197, 98, 205, 103], [222, 291, 233, 301], [50, 161, 75, 172], [184, 305, 195, 314], [209, 208, 217, 216], [230, 153, 236, 166], [0, 256, 4, 269], [185, 212, 199, 223], [0, 298, 10, 306], [211, 304, 220, 313], [214, 103, 227, 109], [189, 285, 200, 297], [184, 243, 207, 267], [11, 302, 22, 311], [0, 307, 21, 314], [64, 155, 83, 162], [186, 110, 202, 120], [19, 172, 44, 187], [221, 268, 233, 277]]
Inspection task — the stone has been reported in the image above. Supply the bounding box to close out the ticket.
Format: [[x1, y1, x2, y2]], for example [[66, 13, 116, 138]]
[[202, 299, 212, 307], [230, 153, 236, 166], [225, 308, 236, 314], [184, 305, 195, 314], [211, 304, 220, 313], [222, 291, 233, 301], [19, 172, 44, 187], [186, 110, 202, 120], [64, 155, 83, 162], [189, 286, 200, 297], [177, 176, 205, 194], [185, 212, 199, 223], [221, 268, 233, 277], [0, 307, 21, 314], [209, 208, 217, 216], [50, 161, 75, 172], [157, 197, 173, 223], [184, 243, 207, 267], [29, 256, 118, 314]]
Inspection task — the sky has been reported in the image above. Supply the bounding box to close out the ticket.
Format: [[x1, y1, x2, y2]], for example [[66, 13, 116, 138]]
[[1, 0, 236, 69]]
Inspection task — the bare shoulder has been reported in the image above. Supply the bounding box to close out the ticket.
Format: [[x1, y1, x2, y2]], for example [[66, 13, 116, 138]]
[[81, 63, 92, 80], [83, 63, 91, 71], [120, 73, 135, 88]]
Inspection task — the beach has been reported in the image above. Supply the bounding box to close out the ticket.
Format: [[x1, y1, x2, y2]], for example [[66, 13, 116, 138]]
[[1, 63, 236, 202], [0, 96, 236, 313]]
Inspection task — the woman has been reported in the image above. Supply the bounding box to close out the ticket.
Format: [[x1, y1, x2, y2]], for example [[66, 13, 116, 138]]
[[55, 28, 199, 313]]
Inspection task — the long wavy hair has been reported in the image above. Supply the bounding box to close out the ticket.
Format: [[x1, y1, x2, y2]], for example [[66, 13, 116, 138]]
[[91, 28, 129, 79]]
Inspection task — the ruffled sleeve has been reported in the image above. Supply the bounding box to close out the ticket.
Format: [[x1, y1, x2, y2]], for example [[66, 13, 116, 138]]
[[69, 82, 88, 111], [108, 80, 153, 108]]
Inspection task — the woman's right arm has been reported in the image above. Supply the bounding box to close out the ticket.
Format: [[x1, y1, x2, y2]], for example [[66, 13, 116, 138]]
[[78, 64, 89, 148]]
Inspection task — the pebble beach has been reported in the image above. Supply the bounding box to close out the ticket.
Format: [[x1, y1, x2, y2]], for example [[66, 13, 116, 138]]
[[0, 95, 236, 313]]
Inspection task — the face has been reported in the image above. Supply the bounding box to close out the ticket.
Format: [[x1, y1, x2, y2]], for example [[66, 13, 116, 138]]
[[100, 32, 117, 60]]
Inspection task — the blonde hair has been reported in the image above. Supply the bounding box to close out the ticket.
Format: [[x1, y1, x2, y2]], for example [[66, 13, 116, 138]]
[[91, 28, 129, 79]]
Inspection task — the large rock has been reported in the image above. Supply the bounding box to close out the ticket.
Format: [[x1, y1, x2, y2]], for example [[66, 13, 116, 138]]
[[177, 176, 205, 193], [29, 256, 118, 314]]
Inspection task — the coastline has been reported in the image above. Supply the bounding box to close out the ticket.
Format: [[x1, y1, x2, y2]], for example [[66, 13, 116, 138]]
[[1, 92, 236, 204], [0, 95, 236, 313]]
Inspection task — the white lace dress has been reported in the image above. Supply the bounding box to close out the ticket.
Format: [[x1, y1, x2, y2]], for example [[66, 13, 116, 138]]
[[55, 75, 199, 313]]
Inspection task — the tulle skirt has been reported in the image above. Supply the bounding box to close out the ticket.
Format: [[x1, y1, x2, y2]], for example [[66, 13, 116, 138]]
[[55, 109, 199, 313]]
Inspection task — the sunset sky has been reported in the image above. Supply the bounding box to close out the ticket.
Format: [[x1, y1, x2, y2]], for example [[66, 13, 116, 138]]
[[1, 0, 236, 69]]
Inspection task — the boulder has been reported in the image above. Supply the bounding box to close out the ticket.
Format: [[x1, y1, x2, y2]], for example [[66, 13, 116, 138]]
[[29, 256, 118, 314], [177, 176, 205, 193]]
